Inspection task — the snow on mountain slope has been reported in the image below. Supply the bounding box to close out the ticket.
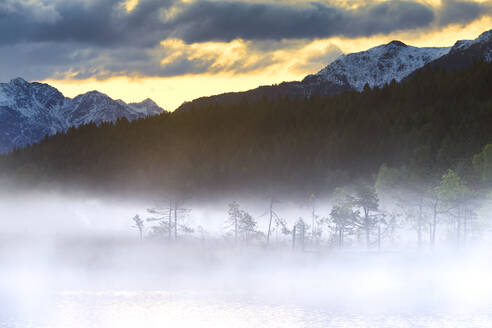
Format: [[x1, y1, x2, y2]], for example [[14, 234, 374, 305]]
[[0, 78, 66, 119], [406, 29, 492, 78], [446, 29, 492, 62], [0, 78, 68, 153], [451, 30, 492, 56], [61, 91, 137, 127], [307, 41, 450, 91], [128, 98, 163, 116], [178, 29, 492, 114], [0, 78, 164, 153], [177, 40, 455, 112]]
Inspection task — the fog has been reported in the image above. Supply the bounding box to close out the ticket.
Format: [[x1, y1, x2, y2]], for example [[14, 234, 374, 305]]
[[1, 188, 492, 327]]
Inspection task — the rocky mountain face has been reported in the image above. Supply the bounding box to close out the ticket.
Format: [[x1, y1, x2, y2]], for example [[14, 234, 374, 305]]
[[409, 29, 492, 75], [178, 29, 492, 112], [177, 41, 450, 111], [0, 78, 164, 153], [306, 41, 450, 91], [2, 29, 491, 153]]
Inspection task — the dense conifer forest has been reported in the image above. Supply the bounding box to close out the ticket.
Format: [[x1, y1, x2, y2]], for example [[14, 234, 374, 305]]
[[1, 61, 492, 197]]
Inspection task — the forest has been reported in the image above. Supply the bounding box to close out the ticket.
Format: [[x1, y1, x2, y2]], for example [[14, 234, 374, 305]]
[[0, 61, 487, 251], [1, 60, 492, 200], [126, 163, 490, 252]]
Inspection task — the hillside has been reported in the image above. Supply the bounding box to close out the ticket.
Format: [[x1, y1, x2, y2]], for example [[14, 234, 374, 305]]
[[177, 30, 492, 112], [407, 30, 492, 80], [1, 60, 492, 197], [176, 38, 453, 112], [0, 78, 164, 153]]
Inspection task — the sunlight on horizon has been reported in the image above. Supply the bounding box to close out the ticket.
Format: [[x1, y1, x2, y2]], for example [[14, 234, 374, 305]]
[[41, 18, 492, 110]]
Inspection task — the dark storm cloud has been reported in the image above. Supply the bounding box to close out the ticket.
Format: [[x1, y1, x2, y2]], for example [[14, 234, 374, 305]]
[[0, 0, 174, 47], [167, 1, 435, 43], [438, 0, 492, 26], [3, 0, 492, 47], [168, 0, 492, 42], [0, 40, 277, 81], [1, 0, 492, 81], [7, 1, 253, 46]]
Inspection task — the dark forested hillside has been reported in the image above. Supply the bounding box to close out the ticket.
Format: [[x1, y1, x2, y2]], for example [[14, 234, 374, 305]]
[[176, 78, 352, 112], [2, 61, 492, 197]]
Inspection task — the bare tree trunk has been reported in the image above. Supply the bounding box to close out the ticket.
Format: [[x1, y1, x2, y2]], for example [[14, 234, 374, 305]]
[[431, 199, 438, 250], [341, 228, 344, 249], [417, 221, 422, 249], [311, 201, 316, 248], [267, 197, 273, 246], [339, 227, 343, 249], [457, 206, 461, 249], [174, 204, 178, 241], [364, 209, 370, 249], [377, 225, 381, 251], [292, 225, 296, 251], [234, 214, 238, 247], [300, 224, 305, 251], [428, 223, 432, 249], [417, 200, 423, 249], [168, 199, 173, 240], [463, 206, 468, 249]]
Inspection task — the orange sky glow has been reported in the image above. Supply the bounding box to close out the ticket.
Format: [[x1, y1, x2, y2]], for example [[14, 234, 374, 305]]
[[39, 2, 492, 111]]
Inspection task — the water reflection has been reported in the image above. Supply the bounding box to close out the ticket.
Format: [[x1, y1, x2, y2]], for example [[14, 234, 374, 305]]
[[3, 290, 492, 328]]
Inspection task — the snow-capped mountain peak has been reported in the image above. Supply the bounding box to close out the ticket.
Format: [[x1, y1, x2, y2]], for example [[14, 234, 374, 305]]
[[134, 98, 158, 107], [128, 98, 163, 116], [177, 28, 492, 113], [9, 77, 30, 87], [449, 29, 492, 62], [0, 77, 66, 117], [309, 40, 451, 91], [0, 79, 164, 153], [386, 40, 408, 48]]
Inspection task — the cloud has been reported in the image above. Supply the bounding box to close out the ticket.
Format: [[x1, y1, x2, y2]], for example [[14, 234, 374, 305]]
[[0, 0, 492, 81], [167, 1, 436, 42], [293, 44, 343, 73], [0, 38, 344, 82], [0, 0, 175, 47], [2, 0, 491, 47], [438, 0, 492, 26], [0, 0, 61, 24]]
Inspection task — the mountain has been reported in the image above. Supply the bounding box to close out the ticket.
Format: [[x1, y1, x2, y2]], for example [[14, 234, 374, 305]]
[[0, 78, 164, 153], [3, 60, 492, 196], [177, 40, 450, 111], [305, 41, 449, 91], [2, 29, 491, 154], [128, 98, 163, 116], [409, 29, 492, 75]]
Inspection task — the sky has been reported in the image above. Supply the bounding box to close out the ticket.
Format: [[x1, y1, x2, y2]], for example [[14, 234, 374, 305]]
[[1, 0, 492, 110]]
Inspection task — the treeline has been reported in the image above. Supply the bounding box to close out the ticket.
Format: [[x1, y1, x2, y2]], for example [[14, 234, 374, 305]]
[[132, 161, 492, 251], [1, 61, 492, 197]]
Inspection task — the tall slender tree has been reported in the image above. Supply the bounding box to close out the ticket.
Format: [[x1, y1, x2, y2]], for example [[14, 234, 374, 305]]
[[131, 214, 144, 242], [353, 181, 380, 249]]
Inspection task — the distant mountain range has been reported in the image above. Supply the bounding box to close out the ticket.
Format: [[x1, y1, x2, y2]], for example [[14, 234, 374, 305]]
[[177, 29, 492, 111], [0, 78, 164, 153], [406, 29, 492, 78], [1, 29, 491, 154]]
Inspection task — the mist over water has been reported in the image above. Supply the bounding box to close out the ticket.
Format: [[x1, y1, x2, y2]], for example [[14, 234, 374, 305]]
[[1, 189, 492, 328]]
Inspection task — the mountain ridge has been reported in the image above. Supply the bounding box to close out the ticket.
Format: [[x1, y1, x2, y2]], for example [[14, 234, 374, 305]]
[[3, 59, 492, 196], [2, 28, 492, 153], [407, 29, 492, 77], [177, 29, 492, 112], [308, 41, 450, 91], [0, 78, 165, 153]]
